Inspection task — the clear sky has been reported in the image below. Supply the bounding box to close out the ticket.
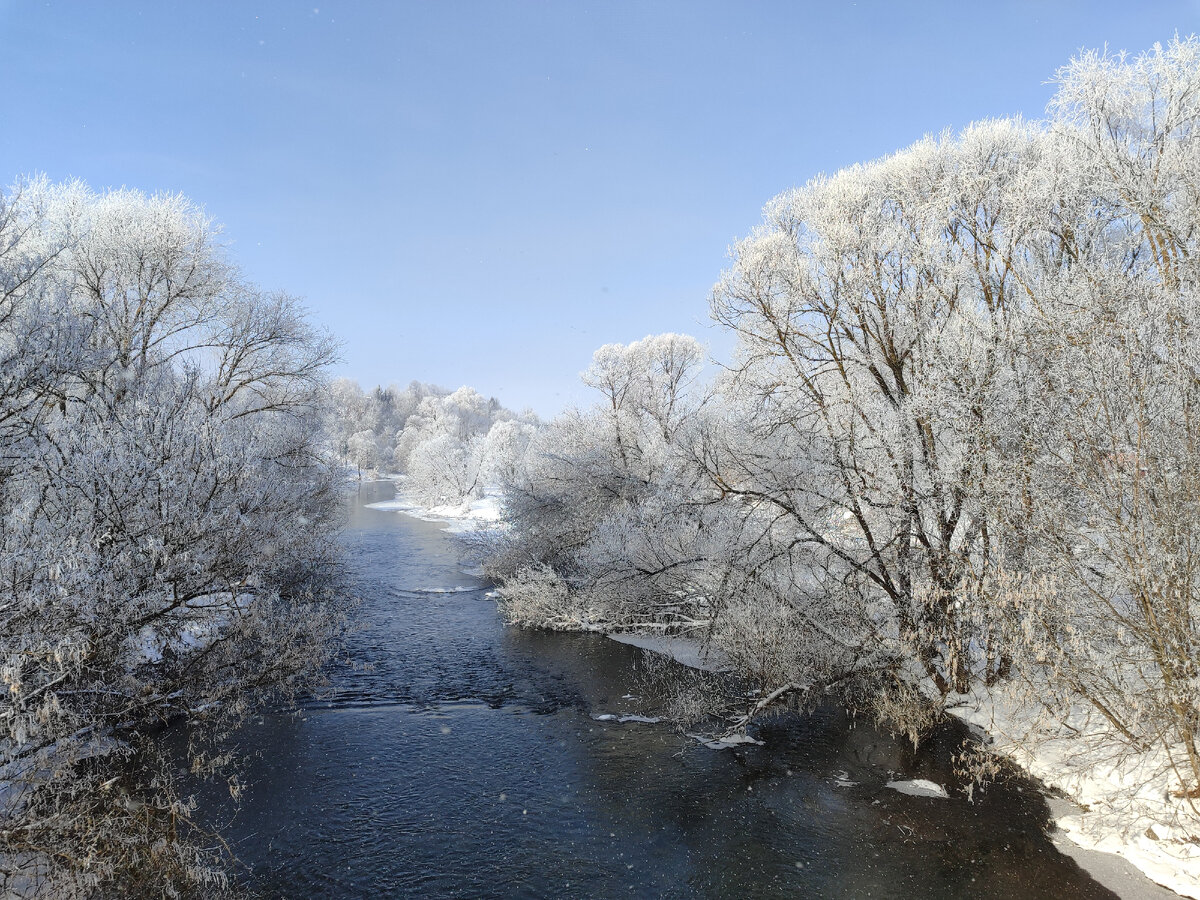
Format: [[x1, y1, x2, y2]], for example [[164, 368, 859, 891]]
[[2, 1, 1196, 415]]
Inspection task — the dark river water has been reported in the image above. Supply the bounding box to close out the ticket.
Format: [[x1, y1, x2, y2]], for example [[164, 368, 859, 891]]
[[190, 481, 1118, 898]]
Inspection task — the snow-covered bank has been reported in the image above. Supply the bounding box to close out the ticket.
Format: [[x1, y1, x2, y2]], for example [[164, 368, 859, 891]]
[[364, 478, 502, 534], [952, 689, 1200, 899]]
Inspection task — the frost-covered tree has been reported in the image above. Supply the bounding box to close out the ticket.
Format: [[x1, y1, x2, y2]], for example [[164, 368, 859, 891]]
[[406, 432, 484, 505], [478, 418, 539, 486], [492, 43, 1200, 803], [491, 334, 713, 631], [0, 178, 344, 897], [383, 384, 519, 501], [346, 427, 385, 472], [709, 118, 1042, 698], [322, 372, 532, 508], [982, 38, 1200, 804]]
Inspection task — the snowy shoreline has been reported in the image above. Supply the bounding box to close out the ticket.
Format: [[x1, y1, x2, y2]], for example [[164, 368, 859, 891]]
[[950, 690, 1198, 899], [367, 478, 1193, 900], [360, 475, 503, 534]]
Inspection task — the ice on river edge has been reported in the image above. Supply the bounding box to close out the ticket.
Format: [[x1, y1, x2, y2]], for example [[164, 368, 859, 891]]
[[607, 632, 726, 673], [886, 779, 950, 799], [686, 732, 766, 750]]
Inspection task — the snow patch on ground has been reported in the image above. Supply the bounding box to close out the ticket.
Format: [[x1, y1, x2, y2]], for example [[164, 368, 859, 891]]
[[427, 492, 503, 534], [363, 499, 421, 513], [592, 714, 663, 724], [950, 687, 1200, 899], [122, 592, 252, 666], [886, 778, 950, 799]]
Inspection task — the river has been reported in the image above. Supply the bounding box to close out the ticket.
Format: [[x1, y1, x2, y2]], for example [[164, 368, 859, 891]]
[[184, 481, 1124, 898]]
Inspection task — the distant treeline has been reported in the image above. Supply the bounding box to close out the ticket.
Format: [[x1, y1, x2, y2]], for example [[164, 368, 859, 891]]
[[325, 378, 539, 505]]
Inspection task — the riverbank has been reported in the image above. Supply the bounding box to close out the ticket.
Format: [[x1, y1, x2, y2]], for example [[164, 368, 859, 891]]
[[614, 628, 1195, 897], [605, 631, 1196, 900], [361, 475, 502, 534], [950, 688, 1199, 899], [371, 480, 1194, 899], [614, 628, 1195, 900]]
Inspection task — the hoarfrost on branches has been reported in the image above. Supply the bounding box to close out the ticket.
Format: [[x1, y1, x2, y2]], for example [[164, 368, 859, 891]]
[[485, 41, 1200, 859], [0, 178, 345, 898]]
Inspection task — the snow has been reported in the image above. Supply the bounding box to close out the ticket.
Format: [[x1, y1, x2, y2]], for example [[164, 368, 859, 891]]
[[122, 592, 251, 666], [366, 481, 503, 534], [886, 778, 950, 799], [591, 713, 663, 724], [950, 687, 1200, 899], [362, 499, 419, 512], [607, 633, 726, 673]]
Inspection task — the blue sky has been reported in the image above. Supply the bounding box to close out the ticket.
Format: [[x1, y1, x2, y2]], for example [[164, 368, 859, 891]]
[[2, 1, 1196, 415]]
